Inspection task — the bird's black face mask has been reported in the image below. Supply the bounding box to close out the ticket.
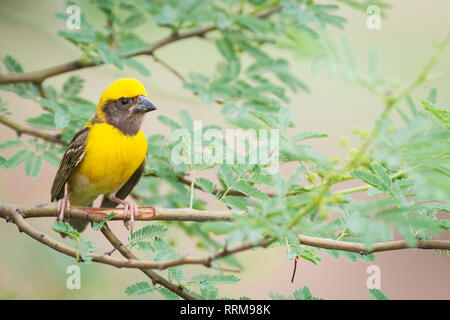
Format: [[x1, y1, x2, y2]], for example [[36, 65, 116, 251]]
[[100, 95, 157, 136]]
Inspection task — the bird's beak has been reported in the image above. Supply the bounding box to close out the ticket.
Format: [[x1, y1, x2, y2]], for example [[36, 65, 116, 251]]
[[134, 96, 157, 113]]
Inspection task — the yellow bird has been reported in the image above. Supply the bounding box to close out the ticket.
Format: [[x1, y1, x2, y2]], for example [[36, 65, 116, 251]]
[[51, 78, 157, 235]]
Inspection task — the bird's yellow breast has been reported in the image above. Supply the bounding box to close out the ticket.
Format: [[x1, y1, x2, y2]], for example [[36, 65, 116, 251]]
[[69, 123, 147, 202]]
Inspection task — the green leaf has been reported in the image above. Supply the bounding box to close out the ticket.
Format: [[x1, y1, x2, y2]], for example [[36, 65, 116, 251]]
[[129, 224, 167, 243], [367, 288, 389, 300], [0, 156, 7, 168], [285, 239, 321, 264], [0, 140, 24, 149], [54, 112, 71, 129], [3, 55, 23, 73], [221, 196, 247, 210], [6, 149, 29, 169], [158, 115, 181, 130], [58, 29, 95, 44], [217, 164, 234, 188], [291, 131, 328, 142], [372, 163, 391, 187], [422, 202, 450, 212], [53, 221, 80, 240], [62, 75, 84, 98], [270, 285, 322, 300], [97, 43, 114, 64], [350, 169, 389, 193], [233, 180, 269, 200], [154, 4, 178, 26], [405, 95, 418, 115], [216, 37, 237, 62], [92, 212, 118, 231], [27, 113, 56, 130], [195, 177, 217, 194], [427, 88, 437, 104], [125, 281, 154, 296], [123, 58, 151, 76], [179, 110, 194, 132], [78, 239, 93, 264], [155, 286, 181, 300], [24, 152, 42, 178], [250, 173, 274, 187], [189, 274, 240, 284], [43, 151, 60, 166], [423, 104, 449, 127], [38, 99, 67, 113], [235, 15, 269, 33]]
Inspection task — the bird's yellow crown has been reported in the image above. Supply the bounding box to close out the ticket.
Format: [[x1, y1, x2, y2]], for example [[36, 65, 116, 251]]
[[97, 78, 147, 108]]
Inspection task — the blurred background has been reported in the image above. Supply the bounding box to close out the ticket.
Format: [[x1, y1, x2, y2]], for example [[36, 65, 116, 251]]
[[0, 0, 449, 299]]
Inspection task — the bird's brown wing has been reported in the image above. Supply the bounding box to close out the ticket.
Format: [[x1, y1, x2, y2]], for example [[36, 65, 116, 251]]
[[51, 126, 91, 201], [100, 158, 146, 208]]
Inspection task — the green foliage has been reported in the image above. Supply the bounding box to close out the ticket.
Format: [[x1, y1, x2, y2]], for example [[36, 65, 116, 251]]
[[0, 156, 7, 168], [52, 221, 93, 263], [92, 212, 117, 231], [270, 285, 322, 300], [367, 288, 389, 300]]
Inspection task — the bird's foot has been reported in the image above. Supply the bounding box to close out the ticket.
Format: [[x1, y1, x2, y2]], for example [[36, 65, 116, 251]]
[[57, 193, 71, 221], [123, 201, 138, 233], [109, 196, 138, 233]]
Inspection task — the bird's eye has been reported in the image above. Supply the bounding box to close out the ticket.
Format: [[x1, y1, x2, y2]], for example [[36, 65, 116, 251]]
[[120, 97, 129, 105]]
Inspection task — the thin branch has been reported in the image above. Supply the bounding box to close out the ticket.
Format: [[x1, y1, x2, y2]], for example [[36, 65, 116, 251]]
[[151, 54, 185, 82], [5, 207, 270, 271], [147, 237, 274, 270], [37, 81, 46, 99], [107, 18, 116, 50], [291, 255, 299, 283], [0, 202, 242, 222], [6, 206, 195, 300], [297, 234, 450, 255], [0, 6, 282, 85], [0, 115, 66, 145]]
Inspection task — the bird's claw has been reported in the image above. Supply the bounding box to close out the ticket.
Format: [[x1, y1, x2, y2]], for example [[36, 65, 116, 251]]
[[123, 202, 138, 233], [57, 196, 71, 221]]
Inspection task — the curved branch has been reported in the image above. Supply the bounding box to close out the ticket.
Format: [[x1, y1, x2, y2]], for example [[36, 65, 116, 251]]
[[0, 6, 282, 85], [6, 207, 268, 271], [0, 115, 66, 145], [7, 208, 195, 300]]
